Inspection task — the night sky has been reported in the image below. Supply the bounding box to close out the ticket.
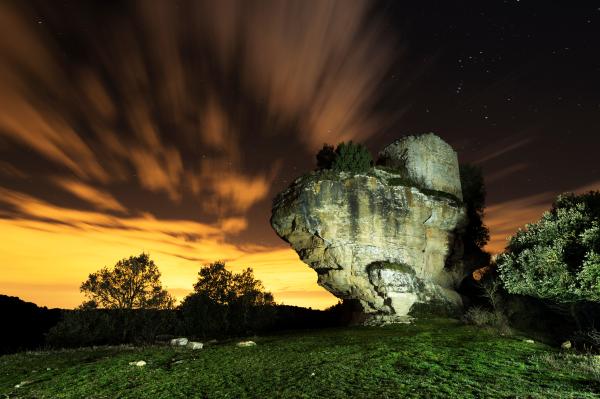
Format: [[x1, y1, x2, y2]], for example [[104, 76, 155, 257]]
[[1, 0, 599, 309]]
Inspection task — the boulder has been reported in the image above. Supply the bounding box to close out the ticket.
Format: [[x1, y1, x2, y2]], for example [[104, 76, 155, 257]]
[[170, 337, 189, 346], [187, 341, 203, 350], [128, 360, 146, 367], [378, 133, 463, 200], [271, 134, 467, 323], [236, 341, 257, 347]]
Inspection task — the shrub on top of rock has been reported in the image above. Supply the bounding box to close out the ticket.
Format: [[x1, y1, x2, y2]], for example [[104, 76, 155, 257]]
[[315, 141, 373, 173], [316, 144, 337, 170]]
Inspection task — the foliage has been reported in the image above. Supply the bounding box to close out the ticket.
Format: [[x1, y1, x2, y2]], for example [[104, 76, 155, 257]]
[[314, 141, 373, 173], [315, 143, 336, 169], [497, 191, 600, 304], [180, 262, 275, 337], [460, 164, 491, 270], [3, 319, 599, 398], [190, 261, 274, 306], [80, 253, 174, 310], [46, 309, 179, 348], [331, 141, 373, 173]]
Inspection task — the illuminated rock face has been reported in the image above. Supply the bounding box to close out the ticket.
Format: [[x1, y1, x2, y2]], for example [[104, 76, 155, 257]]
[[377, 133, 463, 201], [270, 134, 467, 323]]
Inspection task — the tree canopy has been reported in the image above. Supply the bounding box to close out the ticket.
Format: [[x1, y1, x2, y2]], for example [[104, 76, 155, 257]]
[[497, 191, 600, 303], [460, 164, 491, 270], [80, 253, 174, 309], [191, 261, 274, 306]]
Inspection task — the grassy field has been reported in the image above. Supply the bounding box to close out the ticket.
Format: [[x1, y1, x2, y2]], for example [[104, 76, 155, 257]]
[[1, 318, 599, 398]]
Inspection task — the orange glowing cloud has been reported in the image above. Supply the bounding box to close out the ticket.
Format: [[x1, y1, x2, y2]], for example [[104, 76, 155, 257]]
[[0, 187, 336, 309], [54, 178, 127, 213]]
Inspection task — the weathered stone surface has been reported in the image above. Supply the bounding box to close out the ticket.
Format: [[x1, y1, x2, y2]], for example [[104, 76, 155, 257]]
[[378, 133, 463, 200], [187, 341, 204, 350], [236, 341, 257, 347], [170, 337, 188, 346], [271, 135, 467, 323]]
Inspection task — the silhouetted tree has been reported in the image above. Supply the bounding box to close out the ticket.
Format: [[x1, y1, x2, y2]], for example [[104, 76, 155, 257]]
[[80, 253, 174, 309], [191, 261, 274, 306], [181, 262, 275, 336], [460, 164, 491, 270]]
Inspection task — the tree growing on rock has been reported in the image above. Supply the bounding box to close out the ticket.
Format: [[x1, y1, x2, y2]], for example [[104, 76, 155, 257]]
[[332, 141, 373, 173], [316, 144, 337, 170], [497, 191, 600, 327], [460, 164, 491, 270], [80, 253, 174, 309], [315, 141, 373, 173]]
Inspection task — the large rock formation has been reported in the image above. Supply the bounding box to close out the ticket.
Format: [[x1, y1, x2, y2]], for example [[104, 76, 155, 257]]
[[271, 133, 467, 324]]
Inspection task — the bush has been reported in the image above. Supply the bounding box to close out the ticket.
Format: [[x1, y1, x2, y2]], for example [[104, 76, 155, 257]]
[[332, 141, 372, 173], [497, 191, 600, 329], [463, 307, 511, 335], [316, 144, 336, 170], [314, 141, 373, 173], [46, 309, 179, 348]]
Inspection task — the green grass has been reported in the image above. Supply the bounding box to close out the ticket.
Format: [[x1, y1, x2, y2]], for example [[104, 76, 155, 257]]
[[1, 319, 599, 398]]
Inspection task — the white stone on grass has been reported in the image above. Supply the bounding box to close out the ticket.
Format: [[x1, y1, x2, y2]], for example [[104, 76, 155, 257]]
[[15, 381, 32, 389], [187, 341, 203, 350], [170, 337, 189, 346], [129, 360, 146, 367], [236, 340, 257, 347]]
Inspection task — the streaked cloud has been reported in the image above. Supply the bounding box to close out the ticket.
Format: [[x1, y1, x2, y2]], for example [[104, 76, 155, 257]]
[[485, 163, 529, 183], [474, 137, 533, 164], [485, 180, 600, 253], [54, 178, 127, 213], [0, 187, 335, 309]]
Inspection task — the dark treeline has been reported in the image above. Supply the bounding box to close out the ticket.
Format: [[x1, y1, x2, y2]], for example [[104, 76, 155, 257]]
[[0, 295, 62, 354], [0, 294, 356, 354]]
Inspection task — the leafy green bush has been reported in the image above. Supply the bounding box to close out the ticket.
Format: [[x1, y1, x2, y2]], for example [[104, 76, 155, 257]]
[[497, 191, 600, 304], [497, 191, 600, 329], [331, 141, 373, 173]]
